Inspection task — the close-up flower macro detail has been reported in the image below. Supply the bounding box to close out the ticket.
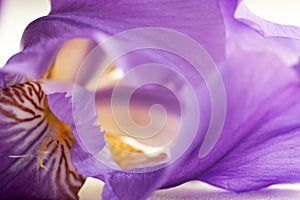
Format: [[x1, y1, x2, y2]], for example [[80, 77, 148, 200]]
[[0, 0, 300, 200]]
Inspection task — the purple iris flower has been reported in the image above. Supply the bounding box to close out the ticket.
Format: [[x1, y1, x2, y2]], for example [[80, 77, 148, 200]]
[[1, 0, 300, 200]]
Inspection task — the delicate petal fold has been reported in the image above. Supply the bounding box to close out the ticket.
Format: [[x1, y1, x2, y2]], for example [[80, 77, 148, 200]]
[[235, 0, 300, 40], [102, 171, 166, 200], [219, 0, 300, 66], [0, 82, 85, 199], [4, 39, 62, 79]]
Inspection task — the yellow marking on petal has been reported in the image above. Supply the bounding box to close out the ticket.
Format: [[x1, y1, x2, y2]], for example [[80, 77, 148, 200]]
[[38, 138, 51, 170], [2, 81, 85, 198], [38, 100, 74, 170], [104, 133, 170, 170], [44, 100, 73, 142], [105, 134, 144, 154]]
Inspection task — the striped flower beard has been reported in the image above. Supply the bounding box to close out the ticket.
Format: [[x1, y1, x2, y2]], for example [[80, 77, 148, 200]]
[[0, 81, 85, 199]]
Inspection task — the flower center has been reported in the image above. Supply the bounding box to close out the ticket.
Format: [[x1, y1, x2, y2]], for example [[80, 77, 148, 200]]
[[44, 38, 174, 170], [39, 101, 75, 169]]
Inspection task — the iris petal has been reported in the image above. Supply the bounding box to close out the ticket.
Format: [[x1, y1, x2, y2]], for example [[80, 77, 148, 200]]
[[0, 71, 26, 89], [197, 51, 300, 192], [220, 0, 300, 66], [2, 0, 225, 80], [47, 0, 226, 64], [0, 82, 85, 199], [72, 31, 300, 200]]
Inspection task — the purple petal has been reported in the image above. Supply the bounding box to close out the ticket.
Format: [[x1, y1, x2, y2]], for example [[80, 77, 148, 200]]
[[66, 1, 300, 198], [102, 170, 166, 200], [42, 80, 106, 155], [0, 82, 85, 199], [41, 80, 73, 125], [72, 84, 191, 199], [196, 50, 300, 191], [3, 39, 63, 79], [3, 0, 225, 79], [72, 143, 170, 200], [73, 35, 300, 200], [47, 0, 226, 63], [0, 70, 26, 89], [219, 0, 300, 67], [295, 62, 300, 76]]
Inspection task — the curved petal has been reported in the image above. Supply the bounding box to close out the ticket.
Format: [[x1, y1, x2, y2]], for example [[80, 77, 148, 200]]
[[4, 39, 63, 79], [195, 5, 300, 191], [68, 2, 300, 197], [102, 170, 166, 200], [72, 43, 300, 200], [41, 80, 73, 125], [0, 70, 26, 89], [219, 0, 300, 67], [72, 144, 168, 200], [72, 138, 171, 200], [3, 0, 225, 80], [195, 50, 300, 191], [42, 80, 106, 155], [46, 0, 226, 63], [0, 82, 85, 199], [63, 84, 191, 199]]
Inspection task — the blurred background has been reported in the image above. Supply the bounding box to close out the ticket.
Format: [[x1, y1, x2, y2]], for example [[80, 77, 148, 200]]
[[0, 0, 300, 199]]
